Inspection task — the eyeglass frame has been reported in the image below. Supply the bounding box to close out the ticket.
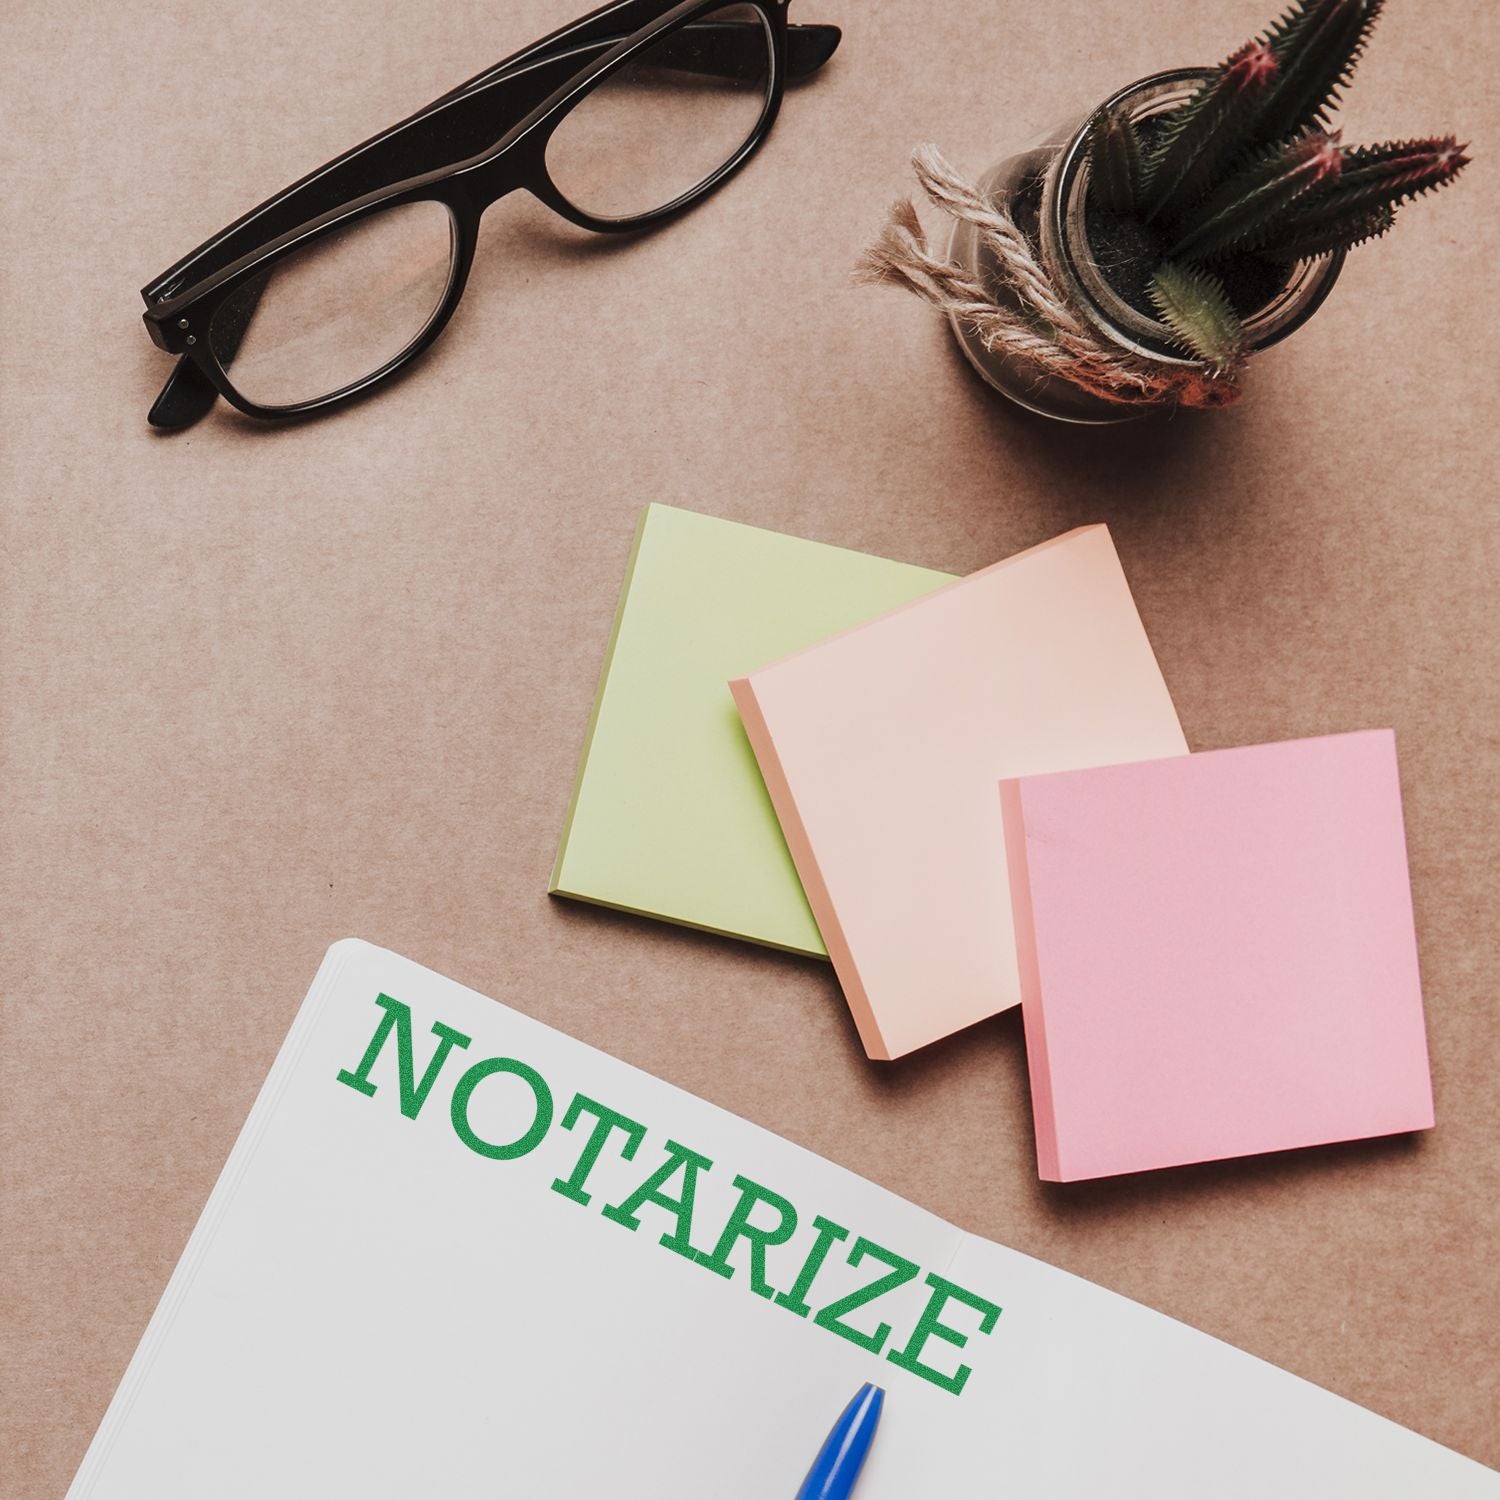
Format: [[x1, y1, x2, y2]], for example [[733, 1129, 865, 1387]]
[[140, 0, 840, 428]]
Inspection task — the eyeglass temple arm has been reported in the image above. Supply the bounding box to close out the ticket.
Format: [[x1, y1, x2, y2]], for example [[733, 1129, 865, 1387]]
[[783, 20, 841, 78], [646, 19, 839, 82], [147, 14, 840, 428], [448, 20, 839, 100], [146, 14, 839, 305]]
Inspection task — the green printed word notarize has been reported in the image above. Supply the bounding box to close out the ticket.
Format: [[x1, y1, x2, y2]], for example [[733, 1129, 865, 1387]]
[[336, 994, 1002, 1397]]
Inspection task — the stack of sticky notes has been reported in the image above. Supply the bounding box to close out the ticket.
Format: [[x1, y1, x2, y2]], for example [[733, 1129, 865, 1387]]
[[551, 504, 952, 954], [730, 524, 1188, 1059], [554, 507, 1435, 1182], [1000, 730, 1433, 1180]]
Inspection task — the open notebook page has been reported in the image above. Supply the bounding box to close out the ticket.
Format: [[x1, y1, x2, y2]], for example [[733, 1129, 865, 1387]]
[[68, 941, 1497, 1498]]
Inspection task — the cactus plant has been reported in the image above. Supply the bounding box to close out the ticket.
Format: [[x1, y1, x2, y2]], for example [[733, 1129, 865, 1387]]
[[1085, 0, 1468, 371]]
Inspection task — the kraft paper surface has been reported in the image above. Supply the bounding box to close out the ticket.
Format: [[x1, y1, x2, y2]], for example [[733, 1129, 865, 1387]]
[[3, 0, 1498, 1491], [732, 524, 1187, 1059], [549, 503, 952, 955]]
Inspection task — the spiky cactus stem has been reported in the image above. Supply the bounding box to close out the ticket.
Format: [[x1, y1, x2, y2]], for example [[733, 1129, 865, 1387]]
[[1148, 262, 1247, 374], [1251, 0, 1385, 146], [1089, 109, 1145, 215], [1143, 42, 1280, 224], [1259, 205, 1395, 261], [1171, 131, 1344, 260], [1293, 137, 1470, 223]]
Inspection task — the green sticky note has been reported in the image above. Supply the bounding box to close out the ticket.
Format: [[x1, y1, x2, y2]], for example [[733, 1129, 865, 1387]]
[[550, 506, 954, 956]]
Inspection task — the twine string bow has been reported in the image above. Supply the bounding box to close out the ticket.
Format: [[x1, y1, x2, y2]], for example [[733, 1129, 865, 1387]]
[[857, 146, 1242, 410]]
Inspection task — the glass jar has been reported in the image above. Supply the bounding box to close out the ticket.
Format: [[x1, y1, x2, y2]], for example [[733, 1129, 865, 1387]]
[[947, 69, 1346, 423]]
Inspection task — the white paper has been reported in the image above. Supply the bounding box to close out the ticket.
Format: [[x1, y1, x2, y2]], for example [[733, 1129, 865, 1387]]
[[68, 941, 1498, 1498]]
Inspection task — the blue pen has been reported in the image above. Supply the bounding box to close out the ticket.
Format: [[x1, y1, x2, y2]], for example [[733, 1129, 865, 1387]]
[[795, 1383, 884, 1499]]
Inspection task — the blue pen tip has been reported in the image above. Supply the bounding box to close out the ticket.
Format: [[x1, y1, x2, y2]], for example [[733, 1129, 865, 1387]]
[[795, 1384, 886, 1500]]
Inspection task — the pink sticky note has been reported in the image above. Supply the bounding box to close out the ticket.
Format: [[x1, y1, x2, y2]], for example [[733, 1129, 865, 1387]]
[[731, 525, 1187, 1060], [1001, 730, 1435, 1182]]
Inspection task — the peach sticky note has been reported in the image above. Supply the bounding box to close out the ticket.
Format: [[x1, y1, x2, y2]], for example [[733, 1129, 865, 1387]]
[[1001, 730, 1435, 1182], [731, 526, 1187, 1060]]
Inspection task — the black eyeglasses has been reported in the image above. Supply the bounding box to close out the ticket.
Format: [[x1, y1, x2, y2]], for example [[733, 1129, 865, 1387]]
[[140, 0, 840, 430]]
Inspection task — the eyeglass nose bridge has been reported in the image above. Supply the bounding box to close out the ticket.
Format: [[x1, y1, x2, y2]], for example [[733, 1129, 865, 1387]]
[[453, 134, 548, 221]]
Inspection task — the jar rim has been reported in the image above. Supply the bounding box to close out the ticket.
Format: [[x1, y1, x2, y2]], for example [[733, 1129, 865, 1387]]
[[1041, 68, 1346, 365]]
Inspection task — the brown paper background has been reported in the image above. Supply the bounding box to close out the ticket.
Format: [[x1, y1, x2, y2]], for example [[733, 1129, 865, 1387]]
[[3, 1, 1497, 1491]]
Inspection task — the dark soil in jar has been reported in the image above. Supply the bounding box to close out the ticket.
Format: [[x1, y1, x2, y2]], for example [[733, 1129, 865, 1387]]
[[1083, 210, 1289, 322], [1080, 112, 1292, 323]]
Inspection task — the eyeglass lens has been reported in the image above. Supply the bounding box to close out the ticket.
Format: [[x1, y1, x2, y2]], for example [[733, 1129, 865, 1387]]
[[545, 3, 774, 221], [208, 199, 457, 409]]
